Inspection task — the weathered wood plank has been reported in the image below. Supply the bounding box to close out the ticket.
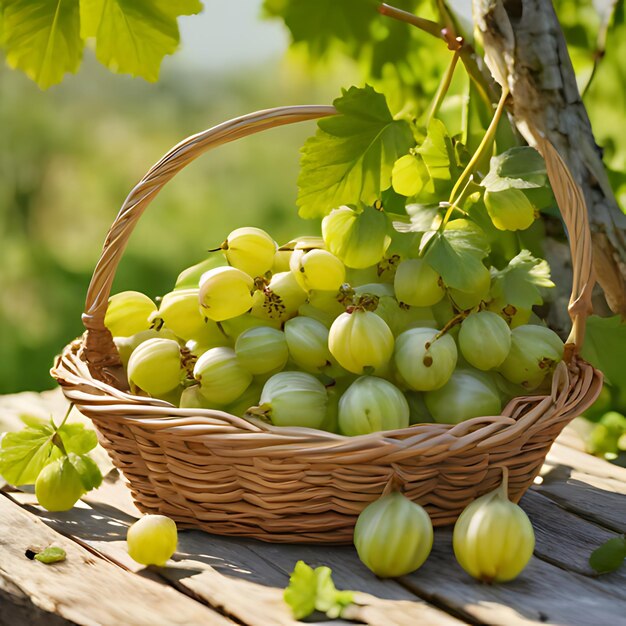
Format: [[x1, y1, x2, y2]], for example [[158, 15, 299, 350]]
[[398, 528, 626, 626], [521, 490, 626, 590], [533, 466, 626, 534], [0, 494, 232, 626], [40, 495, 467, 626]]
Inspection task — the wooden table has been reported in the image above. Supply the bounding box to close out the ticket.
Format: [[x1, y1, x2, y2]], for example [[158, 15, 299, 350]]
[[1, 389, 624, 626]]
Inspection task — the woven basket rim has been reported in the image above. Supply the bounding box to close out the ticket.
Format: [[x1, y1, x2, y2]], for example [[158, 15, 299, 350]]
[[53, 334, 602, 451]]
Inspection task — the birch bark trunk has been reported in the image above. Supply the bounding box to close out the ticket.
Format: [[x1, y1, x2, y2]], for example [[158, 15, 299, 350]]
[[473, 0, 626, 322]]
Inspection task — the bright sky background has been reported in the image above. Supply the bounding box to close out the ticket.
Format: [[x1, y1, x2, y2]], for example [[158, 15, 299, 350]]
[[174, 0, 474, 70], [176, 0, 289, 70]]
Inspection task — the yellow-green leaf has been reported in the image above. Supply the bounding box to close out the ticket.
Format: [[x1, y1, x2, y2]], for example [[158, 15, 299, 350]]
[[297, 85, 415, 218], [79, 0, 202, 81], [2, 0, 83, 89]]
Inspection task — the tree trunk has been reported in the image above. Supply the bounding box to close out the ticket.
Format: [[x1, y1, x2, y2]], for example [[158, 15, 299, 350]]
[[473, 0, 626, 325]]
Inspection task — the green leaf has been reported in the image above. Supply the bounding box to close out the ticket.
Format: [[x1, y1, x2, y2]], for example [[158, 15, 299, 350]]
[[481, 146, 547, 191], [0, 424, 61, 485], [263, 0, 377, 58], [484, 188, 536, 231], [392, 153, 430, 197], [34, 546, 67, 564], [421, 219, 489, 291], [490, 250, 554, 310], [589, 536, 626, 574], [582, 316, 626, 388], [79, 0, 202, 81], [405, 203, 440, 232], [417, 118, 459, 184], [56, 422, 98, 454], [283, 561, 355, 620], [67, 452, 102, 491], [297, 85, 415, 218], [19, 414, 48, 428], [284, 561, 317, 620], [2, 0, 83, 89], [314, 566, 354, 619]]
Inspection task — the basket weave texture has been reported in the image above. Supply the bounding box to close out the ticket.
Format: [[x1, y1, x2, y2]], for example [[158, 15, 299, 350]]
[[52, 106, 603, 543]]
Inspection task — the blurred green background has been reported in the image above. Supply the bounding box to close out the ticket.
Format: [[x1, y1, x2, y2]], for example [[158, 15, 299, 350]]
[[0, 2, 359, 394]]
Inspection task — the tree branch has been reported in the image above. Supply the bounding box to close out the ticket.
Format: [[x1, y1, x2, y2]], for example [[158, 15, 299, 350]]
[[473, 0, 626, 318]]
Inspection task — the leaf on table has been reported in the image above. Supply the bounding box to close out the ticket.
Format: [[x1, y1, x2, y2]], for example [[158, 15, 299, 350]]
[[284, 560, 355, 620], [589, 536, 626, 574], [79, 0, 202, 81], [68, 452, 103, 491], [421, 219, 489, 290], [314, 566, 354, 619], [0, 424, 61, 486], [582, 315, 626, 388], [284, 560, 317, 620], [34, 546, 67, 564], [490, 250, 554, 309], [2, 0, 83, 89], [297, 85, 415, 218]]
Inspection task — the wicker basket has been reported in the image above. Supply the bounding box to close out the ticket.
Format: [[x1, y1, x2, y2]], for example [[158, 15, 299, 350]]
[[52, 105, 603, 543]]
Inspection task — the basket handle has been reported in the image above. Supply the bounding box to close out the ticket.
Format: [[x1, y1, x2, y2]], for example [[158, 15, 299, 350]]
[[533, 133, 595, 350], [81, 105, 336, 374]]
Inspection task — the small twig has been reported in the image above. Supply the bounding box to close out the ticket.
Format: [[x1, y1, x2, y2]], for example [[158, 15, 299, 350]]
[[379, 2, 497, 109], [581, 0, 620, 98]]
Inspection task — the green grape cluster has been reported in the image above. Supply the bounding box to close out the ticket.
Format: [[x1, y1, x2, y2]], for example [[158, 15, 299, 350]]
[[105, 206, 563, 432]]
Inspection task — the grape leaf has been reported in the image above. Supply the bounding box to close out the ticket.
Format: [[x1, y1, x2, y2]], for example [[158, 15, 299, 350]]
[[490, 250, 554, 309], [283, 560, 354, 620], [421, 219, 489, 290], [589, 536, 626, 574], [79, 0, 202, 81], [34, 546, 67, 564], [582, 315, 626, 388], [297, 85, 415, 218], [0, 423, 61, 485], [68, 452, 102, 491], [2, 0, 83, 89]]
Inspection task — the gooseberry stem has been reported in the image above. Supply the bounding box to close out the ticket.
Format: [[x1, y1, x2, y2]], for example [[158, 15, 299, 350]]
[[55, 403, 73, 431], [425, 49, 460, 127], [434, 308, 472, 339], [442, 88, 510, 228]]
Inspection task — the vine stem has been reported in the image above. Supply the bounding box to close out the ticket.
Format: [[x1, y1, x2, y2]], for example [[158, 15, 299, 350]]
[[378, 3, 496, 109], [425, 49, 460, 127], [442, 87, 509, 227]]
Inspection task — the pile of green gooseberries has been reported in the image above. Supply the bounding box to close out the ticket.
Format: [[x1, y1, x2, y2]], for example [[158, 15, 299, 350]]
[[106, 203, 564, 433]]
